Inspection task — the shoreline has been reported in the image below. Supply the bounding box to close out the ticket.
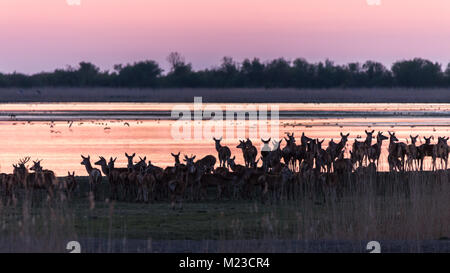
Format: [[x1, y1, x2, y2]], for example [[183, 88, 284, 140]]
[[1, 87, 450, 103]]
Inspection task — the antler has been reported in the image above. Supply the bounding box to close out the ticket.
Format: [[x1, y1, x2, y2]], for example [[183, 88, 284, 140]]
[[18, 156, 31, 165]]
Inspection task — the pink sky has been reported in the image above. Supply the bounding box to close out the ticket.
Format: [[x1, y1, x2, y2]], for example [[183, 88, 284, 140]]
[[1, 0, 450, 74]]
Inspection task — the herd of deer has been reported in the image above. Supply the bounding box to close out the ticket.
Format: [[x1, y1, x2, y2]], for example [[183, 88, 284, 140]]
[[0, 157, 77, 203], [0, 131, 448, 208]]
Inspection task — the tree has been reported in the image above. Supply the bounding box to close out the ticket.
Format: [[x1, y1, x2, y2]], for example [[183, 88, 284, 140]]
[[241, 58, 265, 87], [165, 52, 197, 87], [392, 58, 443, 87], [115, 60, 162, 87], [362, 61, 392, 87]]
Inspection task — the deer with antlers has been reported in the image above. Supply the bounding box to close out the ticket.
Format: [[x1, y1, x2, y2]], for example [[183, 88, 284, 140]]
[[80, 155, 102, 198], [12, 156, 31, 189]]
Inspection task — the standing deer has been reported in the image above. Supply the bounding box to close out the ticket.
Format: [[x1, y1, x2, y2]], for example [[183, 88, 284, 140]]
[[125, 152, 136, 171], [12, 156, 30, 189], [293, 133, 313, 171], [326, 132, 350, 164], [80, 155, 102, 198], [183, 154, 202, 201], [387, 132, 407, 172], [108, 157, 129, 201], [213, 137, 231, 168], [95, 156, 116, 200], [418, 136, 434, 171], [315, 139, 331, 173], [237, 139, 257, 168], [406, 135, 420, 171], [367, 131, 388, 168], [64, 171, 78, 199], [263, 139, 283, 172], [281, 133, 296, 170], [260, 138, 272, 160], [29, 160, 57, 198], [433, 137, 449, 170]]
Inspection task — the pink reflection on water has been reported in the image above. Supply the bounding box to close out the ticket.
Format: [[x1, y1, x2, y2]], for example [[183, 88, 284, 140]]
[[0, 116, 448, 176]]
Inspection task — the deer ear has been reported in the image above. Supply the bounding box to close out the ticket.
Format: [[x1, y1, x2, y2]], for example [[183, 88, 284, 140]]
[[132, 153, 136, 156]]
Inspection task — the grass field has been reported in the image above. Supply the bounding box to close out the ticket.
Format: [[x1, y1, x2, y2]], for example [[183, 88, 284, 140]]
[[1, 170, 449, 252]]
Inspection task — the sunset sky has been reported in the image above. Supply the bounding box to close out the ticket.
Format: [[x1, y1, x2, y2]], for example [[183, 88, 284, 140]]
[[1, 0, 450, 74]]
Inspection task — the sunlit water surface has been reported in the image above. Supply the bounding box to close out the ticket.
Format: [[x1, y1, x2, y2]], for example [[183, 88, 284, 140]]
[[0, 103, 448, 176]]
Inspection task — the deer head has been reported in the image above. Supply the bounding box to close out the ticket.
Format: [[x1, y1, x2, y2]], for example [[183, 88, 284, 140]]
[[30, 159, 43, 172], [236, 140, 246, 149], [80, 155, 91, 166], [183, 154, 196, 173], [227, 156, 236, 167], [340, 132, 350, 144], [171, 152, 181, 164], [94, 156, 107, 166], [410, 135, 419, 145]]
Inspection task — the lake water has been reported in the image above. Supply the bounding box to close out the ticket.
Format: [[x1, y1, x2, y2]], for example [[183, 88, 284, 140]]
[[0, 103, 448, 176]]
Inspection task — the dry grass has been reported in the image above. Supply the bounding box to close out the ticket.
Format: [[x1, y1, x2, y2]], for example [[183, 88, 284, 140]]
[[0, 171, 449, 252]]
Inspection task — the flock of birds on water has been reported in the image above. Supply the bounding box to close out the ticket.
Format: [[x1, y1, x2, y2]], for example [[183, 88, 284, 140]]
[[0, 130, 449, 208]]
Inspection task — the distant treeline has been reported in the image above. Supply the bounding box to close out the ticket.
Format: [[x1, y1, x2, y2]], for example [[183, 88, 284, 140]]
[[2, 53, 450, 88]]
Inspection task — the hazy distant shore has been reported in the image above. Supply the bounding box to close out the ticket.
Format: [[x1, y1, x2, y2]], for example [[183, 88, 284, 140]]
[[0, 87, 449, 103]]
